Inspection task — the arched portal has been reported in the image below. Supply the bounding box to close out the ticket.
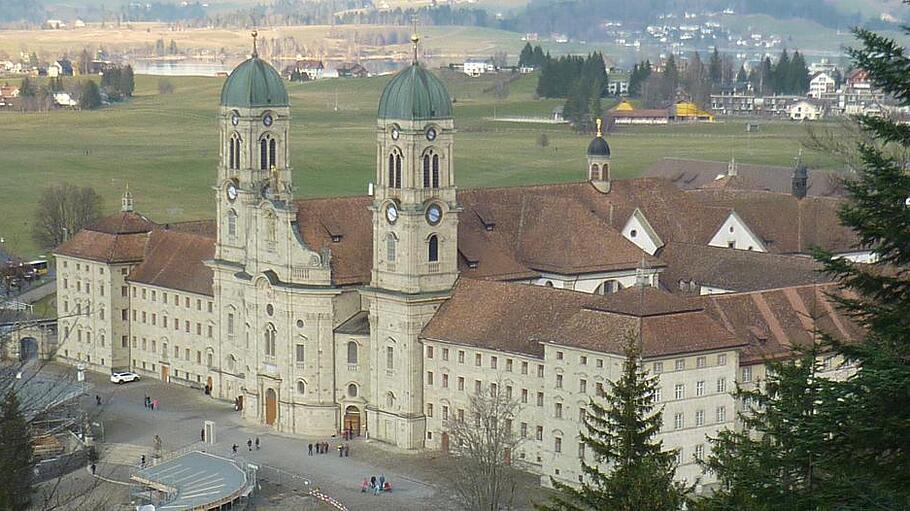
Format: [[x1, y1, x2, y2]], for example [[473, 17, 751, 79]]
[[19, 337, 38, 361], [265, 388, 278, 426], [343, 405, 361, 437], [441, 432, 450, 454]]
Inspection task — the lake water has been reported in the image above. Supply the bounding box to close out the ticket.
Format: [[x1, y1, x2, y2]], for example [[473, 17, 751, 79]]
[[132, 60, 230, 77]]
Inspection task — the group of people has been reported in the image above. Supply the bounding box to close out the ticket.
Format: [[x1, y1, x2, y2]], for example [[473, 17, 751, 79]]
[[231, 437, 260, 455], [143, 395, 159, 410], [362, 474, 391, 495], [308, 441, 335, 455]]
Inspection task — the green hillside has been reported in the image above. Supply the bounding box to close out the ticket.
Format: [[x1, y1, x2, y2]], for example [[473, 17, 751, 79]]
[[0, 70, 841, 258]]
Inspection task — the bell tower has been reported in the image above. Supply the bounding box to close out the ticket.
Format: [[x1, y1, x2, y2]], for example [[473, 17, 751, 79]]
[[366, 28, 459, 450], [215, 30, 292, 263], [587, 118, 612, 193], [371, 31, 458, 294]]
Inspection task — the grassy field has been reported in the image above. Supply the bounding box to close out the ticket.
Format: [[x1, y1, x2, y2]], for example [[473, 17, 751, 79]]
[[0, 70, 843, 259]]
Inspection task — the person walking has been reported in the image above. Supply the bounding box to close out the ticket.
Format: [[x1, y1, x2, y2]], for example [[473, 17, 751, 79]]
[[361, 478, 369, 493], [232, 444, 238, 455], [308, 443, 313, 456], [247, 438, 253, 452], [95, 395, 101, 406], [255, 437, 260, 450], [379, 474, 385, 491], [370, 475, 376, 490], [90, 462, 96, 475], [338, 444, 343, 457], [140, 455, 146, 468]]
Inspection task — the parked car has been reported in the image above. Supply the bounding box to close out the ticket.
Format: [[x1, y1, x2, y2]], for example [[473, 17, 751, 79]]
[[110, 371, 140, 384]]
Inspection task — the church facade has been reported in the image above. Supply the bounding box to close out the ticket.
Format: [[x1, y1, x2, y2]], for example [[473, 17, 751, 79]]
[[52, 43, 862, 488]]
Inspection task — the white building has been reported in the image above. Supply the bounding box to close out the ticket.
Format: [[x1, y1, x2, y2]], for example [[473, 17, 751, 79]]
[[788, 100, 824, 121], [808, 72, 836, 99], [463, 59, 496, 77]]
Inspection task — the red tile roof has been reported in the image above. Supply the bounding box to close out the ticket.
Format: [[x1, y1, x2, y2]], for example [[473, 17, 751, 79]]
[[421, 278, 744, 359], [644, 158, 852, 197], [687, 189, 859, 254], [699, 284, 863, 365], [128, 230, 215, 296]]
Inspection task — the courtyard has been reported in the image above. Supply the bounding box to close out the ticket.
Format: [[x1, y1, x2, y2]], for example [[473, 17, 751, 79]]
[[42, 363, 551, 510]]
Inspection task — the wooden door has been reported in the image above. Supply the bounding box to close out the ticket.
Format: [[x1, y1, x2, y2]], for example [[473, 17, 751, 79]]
[[265, 388, 277, 426], [441, 432, 450, 454], [343, 406, 361, 436], [160, 365, 169, 383]]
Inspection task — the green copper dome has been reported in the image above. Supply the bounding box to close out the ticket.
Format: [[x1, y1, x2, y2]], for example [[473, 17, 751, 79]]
[[378, 63, 453, 121], [220, 56, 289, 108]]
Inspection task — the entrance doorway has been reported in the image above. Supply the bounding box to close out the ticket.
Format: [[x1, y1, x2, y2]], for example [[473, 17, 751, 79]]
[[19, 338, 38, 362], [265, 388, 277, 426], [441, 432, 450, 453], [160, 364, 170, 383], [343, 406, 361, 437]]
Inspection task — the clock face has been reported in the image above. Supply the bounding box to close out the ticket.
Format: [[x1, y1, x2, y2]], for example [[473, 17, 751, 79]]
[[231, 113, 240, 126], [385, 203, 398, 224], [263, 114, 273, 127], [226, 183, 238, 201], [426, 127, 437, 141], [426, 204, 442, 225], [391, 127, 400, 140]]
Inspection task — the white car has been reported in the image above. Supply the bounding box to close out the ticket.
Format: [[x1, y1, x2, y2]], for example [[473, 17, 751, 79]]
[[110, 371, 140, 384]]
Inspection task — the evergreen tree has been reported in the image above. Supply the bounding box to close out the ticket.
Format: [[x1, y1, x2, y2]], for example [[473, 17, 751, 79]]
[[663, 54, 678, 102], [697, 346, 832, 511], [735, 64, 748, 84], [79, 80, 102, 110], [533, 46, 547, 68], [789, 51, 809, 94], [519, 42, 534, 67], [538, 333, 690, 511], [773, 49, 790, 93], [18, 76, 35, 98], [808, 25, 910, 508], [708, 47, 722, 86], [120, 65, 135, 97], [628, 60, 652, 98], [0, 391, 34, 510]]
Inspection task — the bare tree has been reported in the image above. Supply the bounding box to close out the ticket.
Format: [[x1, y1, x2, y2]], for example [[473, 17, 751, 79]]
[[32, 184, 102, 251], [445, 380, 524, 511], [537, 133, 550, 148], [803, 112, 910, 172], [492, 50, 509, 69]]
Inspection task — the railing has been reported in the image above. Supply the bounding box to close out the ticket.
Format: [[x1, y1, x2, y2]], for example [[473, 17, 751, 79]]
[[292, 267, 310, 281], [427, 262, 440, 273]]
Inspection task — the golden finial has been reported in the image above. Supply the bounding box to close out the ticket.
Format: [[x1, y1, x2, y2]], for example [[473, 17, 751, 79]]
[[596, 118, 603, 138], [411, 15, 420, 64], [251, 30, 259, 57]]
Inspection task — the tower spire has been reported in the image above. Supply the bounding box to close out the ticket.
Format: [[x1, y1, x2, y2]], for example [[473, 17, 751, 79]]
[[121, 184, 134, 212], [596, 118, 603, 138], [251, 30, 259, 58], [410, 16, 420, 64]]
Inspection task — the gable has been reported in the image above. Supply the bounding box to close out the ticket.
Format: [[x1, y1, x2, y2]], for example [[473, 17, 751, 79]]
[[708, 211, 767, 252], [621, 208, 663, 255]]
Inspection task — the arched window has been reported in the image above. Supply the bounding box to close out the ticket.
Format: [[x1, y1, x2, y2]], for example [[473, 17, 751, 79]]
[[386, 233, 397, 262], [347, 341, 358, 364], [297, 380, 306, 394], [388, 150, 402, 188], [264, 324, 277, 357], [432, 154, 440, 188], [260, 138, 268, 170], [229, 132, 241, 170], [386, 392, 396, 408], [227, 210, 237, 237], [388, 153, 395, 185], [423, 154, 431, 188], [590, 163, 600, 181], [229, 137, 235, 169], [428, 234, 439, 262], [348, 383, 358, 397], [269, 138, 277, 168], [395, 153, 402, 188], [162, 342, 168, 356]]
